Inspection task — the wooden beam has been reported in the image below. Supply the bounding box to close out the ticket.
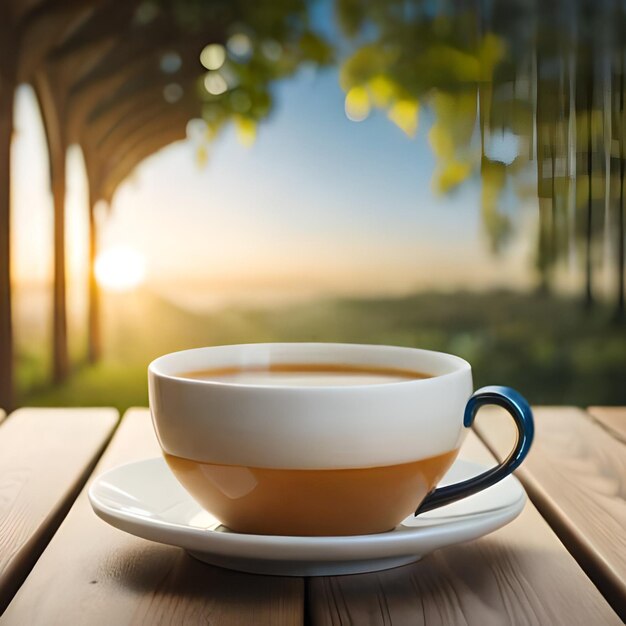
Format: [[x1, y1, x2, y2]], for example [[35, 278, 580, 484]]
[[85, 96, 197, 167], [48, 1, 139, 60], [91, 94, 199, 159], [60, 25, 207, 144], [91, 102, 193, 161], [86, 87, 175, 146], [86, 61, 199, 138], [68, 16, 178, 96], [9, 0, 42, 23], [98, 125, 189, 202], [47, 38, 117, 102], [17, 3, 94, 82], [14, 0, 100, 26], [33, 71, 69, 383], [67, 72, 132, 144]]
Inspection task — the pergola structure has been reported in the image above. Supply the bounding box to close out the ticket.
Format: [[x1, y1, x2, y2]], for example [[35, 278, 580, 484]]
[[0, 0, 329, 410], [39, 2, 217, 374], [0, 0, 221, 410], [0, 0, 202, 408]]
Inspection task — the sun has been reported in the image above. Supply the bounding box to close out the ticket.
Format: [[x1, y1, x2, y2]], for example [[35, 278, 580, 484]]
[[95, 246, 146, 292]]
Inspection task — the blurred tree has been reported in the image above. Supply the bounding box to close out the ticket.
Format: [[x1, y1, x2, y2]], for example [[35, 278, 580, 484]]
[[612, 66, 626, 322], [336, 0, 626, 316], [336, 0, 512, 251]]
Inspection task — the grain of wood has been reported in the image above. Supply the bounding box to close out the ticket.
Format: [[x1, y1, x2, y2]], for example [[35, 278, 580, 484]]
[[0, 408, 118, 614], [309, 431, 621, 626], [588, 406, 626, 444], [1, 409, 304, 626], [474, 406, 626, 619]]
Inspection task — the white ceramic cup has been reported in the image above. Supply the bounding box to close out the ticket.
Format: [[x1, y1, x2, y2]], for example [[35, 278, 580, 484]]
[[148, 343, 533, 536]]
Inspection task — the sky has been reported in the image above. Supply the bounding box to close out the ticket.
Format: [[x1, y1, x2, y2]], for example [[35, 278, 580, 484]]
[[10, 56, 539, 312]]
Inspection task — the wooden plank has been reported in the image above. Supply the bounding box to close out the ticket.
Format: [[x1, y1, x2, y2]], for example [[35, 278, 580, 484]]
[[309, 431, 621, 625], [474, 406, 626, 619], [0, 409, 5, 425], [1, 409, 304, 625], [588, 406, 626, 444], [0, 408, 118, 614]]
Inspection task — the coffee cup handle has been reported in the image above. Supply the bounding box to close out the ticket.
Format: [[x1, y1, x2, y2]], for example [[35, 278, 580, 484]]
[[415, 386, 534, 515]]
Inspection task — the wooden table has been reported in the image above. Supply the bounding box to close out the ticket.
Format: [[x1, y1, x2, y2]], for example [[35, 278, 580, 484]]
[[0, 406, 624, 624]]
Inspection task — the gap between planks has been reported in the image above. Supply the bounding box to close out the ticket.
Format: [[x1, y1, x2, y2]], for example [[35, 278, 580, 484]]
[[587, 406, 626, 445]]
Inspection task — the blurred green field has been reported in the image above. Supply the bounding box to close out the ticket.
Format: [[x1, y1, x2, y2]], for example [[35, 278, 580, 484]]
[[16, 289, 626, 412]]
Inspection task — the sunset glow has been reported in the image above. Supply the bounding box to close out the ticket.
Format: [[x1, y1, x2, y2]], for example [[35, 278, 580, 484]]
[[95, 247, 146, 292]]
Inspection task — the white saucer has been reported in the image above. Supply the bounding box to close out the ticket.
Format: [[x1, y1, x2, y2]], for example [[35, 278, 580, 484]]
[[89, 457, 526, 576]]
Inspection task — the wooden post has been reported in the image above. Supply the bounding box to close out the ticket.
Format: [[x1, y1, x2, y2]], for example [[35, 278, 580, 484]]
[[0, 78, 14, 410], [87, 194, 101, 363], [34, 73, 70, 383], [0, 6, 15, 410], [51, 150, 69, 382]]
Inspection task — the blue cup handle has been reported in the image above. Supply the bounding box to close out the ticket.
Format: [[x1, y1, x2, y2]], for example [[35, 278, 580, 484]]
[[415, 386, 534, 515]]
